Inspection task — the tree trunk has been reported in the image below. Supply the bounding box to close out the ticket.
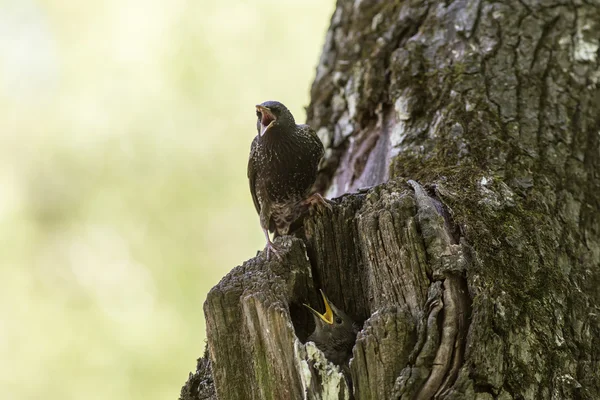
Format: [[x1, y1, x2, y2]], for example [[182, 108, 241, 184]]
[[181, 0, 600, 399]]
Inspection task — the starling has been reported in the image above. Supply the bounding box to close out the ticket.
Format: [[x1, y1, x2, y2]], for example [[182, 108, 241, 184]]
[[304, 290, 359, 367], [248, 100, 328, 260]]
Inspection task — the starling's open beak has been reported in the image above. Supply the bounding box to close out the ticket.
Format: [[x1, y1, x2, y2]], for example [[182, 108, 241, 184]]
[[303, 289, 334, 325], [256, 105, 276, 137]]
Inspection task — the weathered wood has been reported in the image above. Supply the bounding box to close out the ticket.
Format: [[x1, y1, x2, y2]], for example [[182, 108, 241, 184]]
[[195, 180, 474, 399], [182, 0, 600, 398], [180, 347, 217, 400], [203, 239, 321, 400]]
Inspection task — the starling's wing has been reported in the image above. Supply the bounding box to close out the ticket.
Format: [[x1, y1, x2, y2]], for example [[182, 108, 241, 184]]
[[298, 124, 325, 161], [247, 136, 261, 214], [298, 123, 320, 140]]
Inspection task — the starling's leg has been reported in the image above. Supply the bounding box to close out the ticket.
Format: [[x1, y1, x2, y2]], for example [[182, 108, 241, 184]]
[[304, 193, 333, 212], [262, 228, 282, 261]]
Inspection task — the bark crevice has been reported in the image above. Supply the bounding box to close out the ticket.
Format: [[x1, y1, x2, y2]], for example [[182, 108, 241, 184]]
[[183, 0, 600, 398]]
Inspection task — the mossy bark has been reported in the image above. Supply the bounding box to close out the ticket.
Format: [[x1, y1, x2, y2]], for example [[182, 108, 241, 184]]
[[181, 0, 600, 399]]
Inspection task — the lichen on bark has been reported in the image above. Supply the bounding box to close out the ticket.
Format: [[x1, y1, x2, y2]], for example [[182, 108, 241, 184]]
[[183, 0, 600, 398]]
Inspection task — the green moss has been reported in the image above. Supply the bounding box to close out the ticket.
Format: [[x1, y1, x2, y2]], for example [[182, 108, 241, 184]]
[[392, 150, 566, 329]]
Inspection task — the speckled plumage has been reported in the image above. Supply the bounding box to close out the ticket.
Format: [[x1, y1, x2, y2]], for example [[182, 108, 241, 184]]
[[248, 101, 324, 258]]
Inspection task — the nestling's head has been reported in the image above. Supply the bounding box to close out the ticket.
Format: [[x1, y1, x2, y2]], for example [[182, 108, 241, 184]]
[[304, 290, 357, 339], [255, 101, 296, 137]]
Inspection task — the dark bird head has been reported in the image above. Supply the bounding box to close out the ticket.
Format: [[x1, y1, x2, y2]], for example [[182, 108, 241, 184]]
[[304, 290, 358, 365], [255, 101, 296, 137]]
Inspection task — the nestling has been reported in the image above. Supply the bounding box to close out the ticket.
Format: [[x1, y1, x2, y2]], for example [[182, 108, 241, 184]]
[[247, 101, 328, 260], [304, 290, 359, 366]]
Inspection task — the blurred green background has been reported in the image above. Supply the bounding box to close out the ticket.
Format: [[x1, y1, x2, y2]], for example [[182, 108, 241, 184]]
[[0, 0, 334, 399]]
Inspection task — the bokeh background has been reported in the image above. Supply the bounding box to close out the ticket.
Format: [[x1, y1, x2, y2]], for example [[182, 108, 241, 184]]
[[0, 0, 334, 399]]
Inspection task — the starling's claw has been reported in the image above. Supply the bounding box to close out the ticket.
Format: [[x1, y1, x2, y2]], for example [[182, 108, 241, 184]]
[[305, 193, 333, 212], [264, 242, 283, 261], [262, 228, 283, 261]]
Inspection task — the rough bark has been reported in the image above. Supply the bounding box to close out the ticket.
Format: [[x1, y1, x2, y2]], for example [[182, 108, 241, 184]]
[[182, 0, 600, 398], [180, 347, 217, 400]]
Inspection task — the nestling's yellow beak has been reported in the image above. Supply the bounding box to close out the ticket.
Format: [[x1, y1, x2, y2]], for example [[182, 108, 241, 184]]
[[303, 289, 334, 325]]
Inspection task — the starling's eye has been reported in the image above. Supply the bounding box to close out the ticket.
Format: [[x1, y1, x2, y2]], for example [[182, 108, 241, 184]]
[[335, 317, 342, 324]]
